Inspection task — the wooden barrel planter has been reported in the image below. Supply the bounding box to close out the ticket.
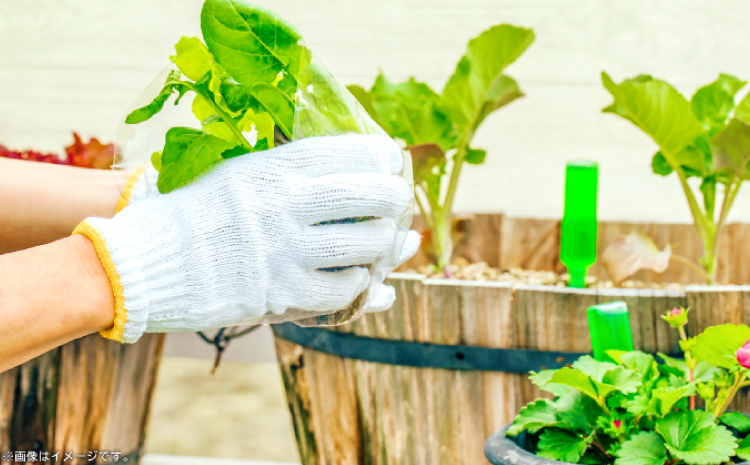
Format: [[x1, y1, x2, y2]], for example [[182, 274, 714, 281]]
[[0, 333, 164, 465], [273, 214, 750, 465]]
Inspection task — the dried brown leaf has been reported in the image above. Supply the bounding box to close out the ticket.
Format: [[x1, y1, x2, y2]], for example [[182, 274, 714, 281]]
[[602, 232, 671, 285]]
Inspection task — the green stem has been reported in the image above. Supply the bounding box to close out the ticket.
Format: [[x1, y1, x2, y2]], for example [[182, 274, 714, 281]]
[[180, 82, 252, 150], [670, 254, 712, 283], [678, 325, 696, 410], [714, 370, 746, 417], [414, 189, 434, 231], [675, 168, 716, 284]]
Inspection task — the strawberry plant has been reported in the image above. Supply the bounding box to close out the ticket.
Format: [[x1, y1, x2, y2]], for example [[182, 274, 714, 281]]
[[602, 73, 750, 284], [125, 0, 377, 194], [349, 25, 535, 274], [508, 308, 750, 465]]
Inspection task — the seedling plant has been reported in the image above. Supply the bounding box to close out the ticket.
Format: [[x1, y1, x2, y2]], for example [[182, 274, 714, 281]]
[[602, 73, 750, 284], [349, 25, 535, 275], [508, 307, 750, 465]]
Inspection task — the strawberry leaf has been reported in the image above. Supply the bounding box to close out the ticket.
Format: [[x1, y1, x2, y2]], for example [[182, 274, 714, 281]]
[[506, 399, 558, 436], [719, 412, 750, 433], [536, 428, 592, 463], [655, 410, 737, 465], [691, 323, 750, 368], [615, 431, 668, 465]]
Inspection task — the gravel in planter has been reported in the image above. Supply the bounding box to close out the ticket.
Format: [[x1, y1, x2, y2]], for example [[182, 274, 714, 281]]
[[413, 258, 686, 289]]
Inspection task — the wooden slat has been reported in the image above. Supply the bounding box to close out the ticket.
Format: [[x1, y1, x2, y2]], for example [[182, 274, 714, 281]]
[[0, 334, 164, 465]]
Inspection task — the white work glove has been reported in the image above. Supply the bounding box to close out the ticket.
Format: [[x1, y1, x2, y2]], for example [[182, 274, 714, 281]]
[[114, 162, 160, 213], [75, 134, 419, 344]]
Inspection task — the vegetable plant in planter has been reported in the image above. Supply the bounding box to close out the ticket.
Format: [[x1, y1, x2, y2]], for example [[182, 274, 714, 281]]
[[348, 25, 535, 274], [490, 308, 750, 465], [601, 73, 750, 284]]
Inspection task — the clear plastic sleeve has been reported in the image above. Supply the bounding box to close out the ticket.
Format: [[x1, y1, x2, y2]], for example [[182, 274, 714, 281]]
[[113, 47, 414, 328]]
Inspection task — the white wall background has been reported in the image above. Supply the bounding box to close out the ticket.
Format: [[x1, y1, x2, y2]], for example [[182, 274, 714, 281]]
[[2, 0, 750, 223]]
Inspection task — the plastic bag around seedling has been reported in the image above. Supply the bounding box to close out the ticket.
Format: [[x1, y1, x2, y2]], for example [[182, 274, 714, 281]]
[[112, 0, 414, 328]]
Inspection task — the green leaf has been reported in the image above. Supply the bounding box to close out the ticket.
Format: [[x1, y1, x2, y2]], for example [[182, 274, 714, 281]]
[[546, 367, 618, 400], [710, 117, 750, 179], [151, 151, 162, 172], [651, 152, 674, 176], [370, 74, 454, 149], [601, 366, 641, 394], [536, 428, 592, 463], [691, 323, 750, 368], [440, 24, 534, 135], [691, 73, 746, 134], [220, 77, 252, 113], [464, 147, 487, 164], [125, 70, 188, 124], [157, 127, 236, 194], [529, 369, 573, 396], [615, 431, 667, 465], [657, 353, 718, 383], [171, 36, 213, 81], [573, 355, 618, 381], [650, 385, 695, 417], [615, 351, 655, 380], [656, 410, 737, 464], [201, 0, 308, 89], [737, 434, 750, 461], [554, 391, 603, 433], [295, 63, 378, 138], [506, 399, 558, 436], [601, 72, 704, 168], [347, 84, 381, 127], [719, 412, 750, 433], [192, 94, 237, 143], [251, 83, 295, 138]]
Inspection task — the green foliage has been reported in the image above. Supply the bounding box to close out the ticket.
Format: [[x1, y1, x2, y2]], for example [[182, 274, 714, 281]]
[[691, 324, 750, 368], [508, 310, 750, 465], [601, 72, 750, 283], [348, 24, 534, 271], [124, 0, 366, 193]]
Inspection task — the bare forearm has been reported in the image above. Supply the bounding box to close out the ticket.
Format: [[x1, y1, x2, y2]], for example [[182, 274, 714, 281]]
[[0, 158, 128, 253], [0, 235, 115, 372]]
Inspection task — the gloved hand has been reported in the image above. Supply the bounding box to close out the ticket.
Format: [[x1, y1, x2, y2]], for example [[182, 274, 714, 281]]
[[75, 134, 419, 344]]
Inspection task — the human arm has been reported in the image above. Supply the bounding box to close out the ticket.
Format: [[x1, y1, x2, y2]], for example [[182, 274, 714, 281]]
[[0, 157, 130, 254], [0, 235, 115, 372]]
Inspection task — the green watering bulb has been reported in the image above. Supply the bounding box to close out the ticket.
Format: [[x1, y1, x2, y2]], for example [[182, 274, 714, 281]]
[[561, 161, 598, 288], [587, 301, 634, 363]]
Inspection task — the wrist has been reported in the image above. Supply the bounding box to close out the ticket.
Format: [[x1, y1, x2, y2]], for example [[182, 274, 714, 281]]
[[68, 234, 117, 332]]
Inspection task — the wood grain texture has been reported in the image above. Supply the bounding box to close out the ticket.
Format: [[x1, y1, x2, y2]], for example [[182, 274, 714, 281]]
[[275, 273, 726, 465], [0, 334, 164, 465]]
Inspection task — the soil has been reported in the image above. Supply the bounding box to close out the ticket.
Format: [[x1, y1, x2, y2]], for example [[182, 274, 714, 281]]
[[413, 258, 684, 290]]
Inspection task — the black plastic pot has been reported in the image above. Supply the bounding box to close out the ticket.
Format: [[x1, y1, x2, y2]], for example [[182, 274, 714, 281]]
[[485, 425, 563, 465]]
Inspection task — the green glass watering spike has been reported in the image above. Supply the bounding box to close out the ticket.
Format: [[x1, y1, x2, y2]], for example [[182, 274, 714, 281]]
[[587, 301, 634, 363], [560, 161, 598, 288]]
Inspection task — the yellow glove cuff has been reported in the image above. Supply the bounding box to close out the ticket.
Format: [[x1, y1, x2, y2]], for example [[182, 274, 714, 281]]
[[115, 166, 145, 214], [72, 221, 128, 343]]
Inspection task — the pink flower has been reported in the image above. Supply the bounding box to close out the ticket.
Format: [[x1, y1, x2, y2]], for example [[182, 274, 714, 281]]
[[736, 340, 750, 369], [668, 308, 681, 318], [613, 420, 622, 429]]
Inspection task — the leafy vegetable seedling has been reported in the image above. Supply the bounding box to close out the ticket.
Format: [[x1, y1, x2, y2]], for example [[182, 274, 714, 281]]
[[126, 0, 375, 194], [509, 307, 750, 465], [602, 73, 750, 284], [349, 25, 535, 275]]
